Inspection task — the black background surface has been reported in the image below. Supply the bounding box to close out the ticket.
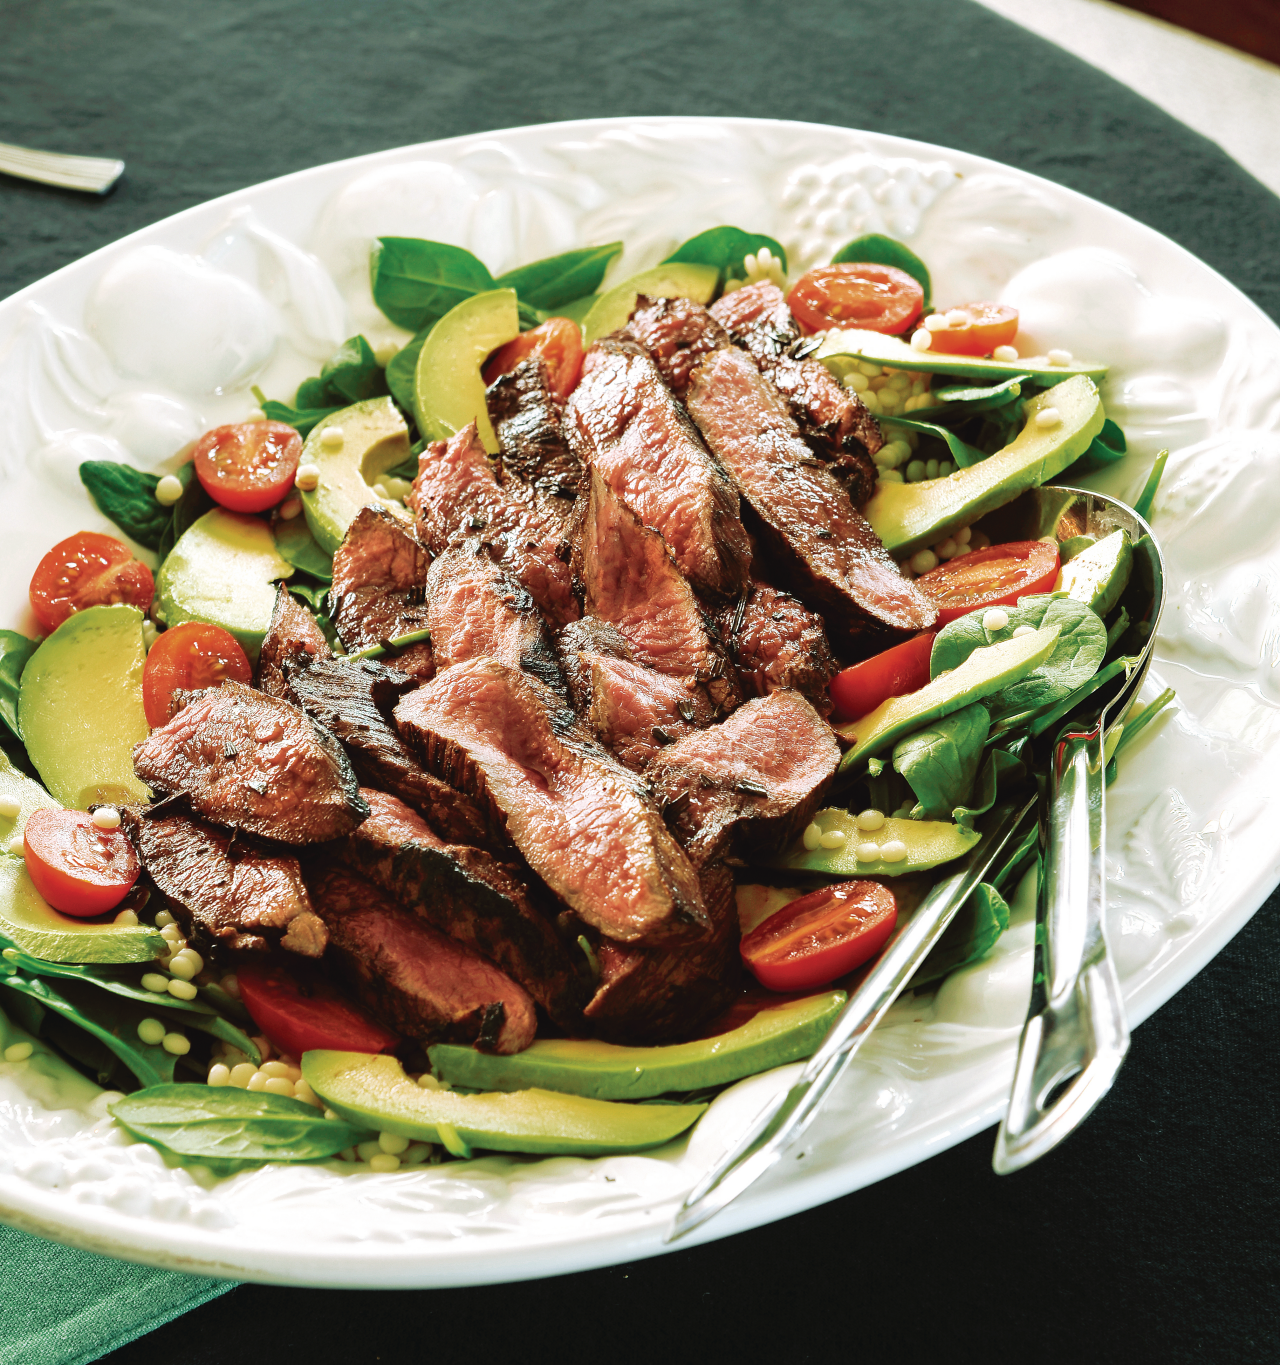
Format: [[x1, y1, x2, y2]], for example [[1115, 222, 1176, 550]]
[[3, 3, 1279, 1362]]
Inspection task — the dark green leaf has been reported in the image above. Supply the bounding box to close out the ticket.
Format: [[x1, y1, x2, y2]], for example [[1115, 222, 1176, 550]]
[[318, 335, 389, 405], [1026, 654, 1140, 740], [273, 515, 333, 582], [79, 461, 169, 551], [386, 327, 429, 412], [831, 233, 931, 310], [911, 883, 1010, 988], [929, 374, 1029, 414], [110, 1084, 368, 1163], [891, 703, 990, 820], [1112, 687, 1176, 767], [1133, 447, 1169, 522], [953, 749, 1029, 830], [1067, 417, 1127, 476], [287, 575, 329, 614], [553, 293, 601, 326], [0, 631, 37, 740], [883, 416, 987, 468], [663, 227, 788, 287], [496, 242, 623, 311], [371, 237, 495, 332], [257, 397, 343, 439], [157, 462, 212, 564]]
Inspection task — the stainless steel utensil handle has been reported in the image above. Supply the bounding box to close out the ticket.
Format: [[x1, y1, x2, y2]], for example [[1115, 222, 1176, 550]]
[[0, 141, 124, 194], [992, 724, 1129, 1174], [668, 797, 1037, 1243]]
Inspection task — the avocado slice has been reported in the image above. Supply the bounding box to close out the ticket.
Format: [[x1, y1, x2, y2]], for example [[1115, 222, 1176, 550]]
[[581, 262, 719, 346], [414, 289, 519, 454], [427, 991, 845, 1100], [816, 327, 1108, 384], [155, 508, 293, 662], [836, 624, 1061, 770], [862, 375, 1105, 556], [1056, 528, 1133, 617], [302, 1050, 707, 1158], [18, 605, 151, 809], [301, 397, 414, 555], [774, 809, 981, 877]]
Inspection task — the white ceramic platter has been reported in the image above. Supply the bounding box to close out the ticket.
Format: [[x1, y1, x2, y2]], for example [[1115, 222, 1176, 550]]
[[1, 117, 1279, 1288]]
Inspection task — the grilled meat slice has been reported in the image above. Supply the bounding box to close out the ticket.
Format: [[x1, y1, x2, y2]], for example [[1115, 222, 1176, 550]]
[[624, 293, 730, 399], [411, 422, 578, 627], [425, 543, 564, 694], [329, 504, 434, 681], [686, 347, 936, 648], [718, 580, 838, 713], [310, 864, 536, 1054], [557, 617, 634, 710], [565, 336, 751, 599], [647, 690, 839, 867], [257, 583, 332, 700], [394, 657, 708, 945], [487, 358, 582, 498], [582, 655, 717, 771], [342, 789, 587, 1028], [133, 680, 367, 844], [583, 861, 740, 1044], [572, 465, 740, 710], [126, 809, 326, 957], [283, 655, 491, 849]]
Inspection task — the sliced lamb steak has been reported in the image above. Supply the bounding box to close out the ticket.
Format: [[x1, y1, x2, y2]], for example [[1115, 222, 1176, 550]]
[[564, 335, 750, 599], [133, 680, 367, 844], [310, 864, 536, 1054], [329, 504, 434, 681], [126, 809, 327, 957], [257, 583, 331, 700], [393, 657, 708, 945], [411, 422, 578, 627], [646, 689, 840, 867], [342, 789, 587, 1028], [686, 346, 936, 649], [425, 543, 564, 694], [556, 617, 634, 710], [624, 293, 730, 400], [581, 655, 717, 771], [486, 357, 582, 498], [718, 580, 838, 713], [283, 655, 492, 849]]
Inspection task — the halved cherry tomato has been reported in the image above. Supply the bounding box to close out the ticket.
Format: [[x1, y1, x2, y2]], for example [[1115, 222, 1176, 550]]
[[926, 302, 1019, 356], [483, 317, 585, 403], [787, 263, 924, 335], [193, 421, 302, 513], [828, 632, 935, 722], [236, 959, 400, 1058], [914, 539, 1061, 626], [141, 622, 253, 728], [29, 531, 154, 635], [23, 808, 140, 918], [741, 881, 898, 992]]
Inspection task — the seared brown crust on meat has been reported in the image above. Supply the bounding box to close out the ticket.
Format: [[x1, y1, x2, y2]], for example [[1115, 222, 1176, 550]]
[[329, 505, 434, 681], [564, 336, 751, 600], [310, 864, 536, 1054], [571, 465, 740, 711], [283, 655, 492, 849], [342, 790, 587, 1028], [411, 423, 578, 628], [718, 581, 838, 713], [425, 543, 564, 694], [257, 584, 332, 700], [393, 657, 709, 945], [583, 861, 740, 1044], [133, 681, 368, 844], [487, 358, 582, 498], [686, 347, 936, 649], [624, 294, 730, 399], [125, 808, 327, 957], [646, 690, 840, 867]]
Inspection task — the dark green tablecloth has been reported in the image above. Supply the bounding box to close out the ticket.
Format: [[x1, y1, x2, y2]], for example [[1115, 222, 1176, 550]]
[[2, 3, 1278, 1363]]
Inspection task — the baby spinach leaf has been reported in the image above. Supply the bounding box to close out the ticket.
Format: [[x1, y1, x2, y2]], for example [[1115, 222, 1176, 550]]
[[892, 703, 990, 820], [1025, 654, 1140, 740], [883, 416, 986, 468], [1111, 687, 1176, 769], [664, 227, 787, 287], [254, 394, 342, 439], [953, 749, 1029, 830], [930, 375, 1029, 414], [79, 461, 169, 551], [156, 463, 212, 564], [1066, 417, 1127, 475], [315, 334, 389, 405], [286, 575, 330, 615], [910, 882, 1010, 988], [831, 233, 931, 310], [496, 242, 622, 311], [1133, 447, 1169, 522], [0, 631, 37, 740], [274, 515, 333, 582], [372, 237, 495, 332], [110, 1084, 368, 1163], [385, 326, 428, 413]]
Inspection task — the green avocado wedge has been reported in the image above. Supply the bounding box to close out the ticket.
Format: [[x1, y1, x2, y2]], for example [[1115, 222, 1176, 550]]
[[428, 992, 846, 1100], [816, 327, 1108, 384], [302, 1051, 708, 1158], [1056, 528, 1133, 617], [581, 262, 719, 346], [862, 375, 1106, 556], [774, 810, 980, 878]]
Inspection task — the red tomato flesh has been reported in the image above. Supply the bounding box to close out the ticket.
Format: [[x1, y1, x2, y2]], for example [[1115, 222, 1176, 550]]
[[142, 622, 252, 728], [741, 881, 898, 992], [193, 421, 302, 514], [29, 531, 154, 636], [23, 808, 140, 918], [236, 959, 400, 1058], [787, 263, 924, 335], [483, 317, 585, 403], [927, 302, 1019, 357], [914, 539, 1061, 626], [828, 632, 935, 722]]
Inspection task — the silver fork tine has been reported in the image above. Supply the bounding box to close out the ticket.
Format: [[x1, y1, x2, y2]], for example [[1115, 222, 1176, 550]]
[[0, 141, 125, 195]]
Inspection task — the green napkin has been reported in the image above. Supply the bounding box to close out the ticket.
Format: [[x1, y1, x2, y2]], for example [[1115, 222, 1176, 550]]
[[0, 1224, 232, 1365]]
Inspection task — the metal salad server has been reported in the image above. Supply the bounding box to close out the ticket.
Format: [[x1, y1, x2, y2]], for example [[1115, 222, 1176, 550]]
[[0, 140, 124, 194]]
